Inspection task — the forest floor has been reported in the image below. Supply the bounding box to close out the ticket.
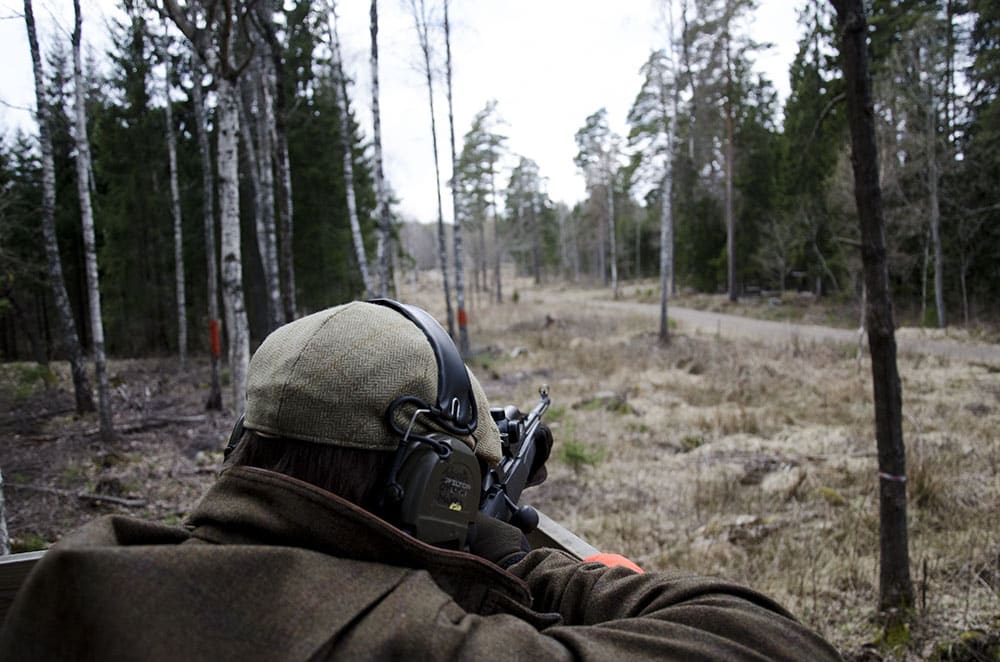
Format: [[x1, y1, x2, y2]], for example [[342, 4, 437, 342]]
[[1, 276, 998, 660]]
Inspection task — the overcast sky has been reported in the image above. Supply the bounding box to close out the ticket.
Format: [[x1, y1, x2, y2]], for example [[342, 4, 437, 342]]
[[0, 0, 805, 223]]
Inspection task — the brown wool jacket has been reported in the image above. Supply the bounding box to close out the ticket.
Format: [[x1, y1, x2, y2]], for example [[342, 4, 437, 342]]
[[0, 466, 842, 661]]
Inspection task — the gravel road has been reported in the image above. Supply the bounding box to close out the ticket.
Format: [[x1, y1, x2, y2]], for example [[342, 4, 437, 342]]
[[575, 296, 1000, 365]]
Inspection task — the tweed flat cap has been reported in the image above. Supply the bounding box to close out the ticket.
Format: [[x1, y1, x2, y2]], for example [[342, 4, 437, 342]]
[[244, 301, 502, 466]]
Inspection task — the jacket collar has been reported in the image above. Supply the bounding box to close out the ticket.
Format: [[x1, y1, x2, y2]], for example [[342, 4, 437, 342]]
[[186, 466, 532, 614]]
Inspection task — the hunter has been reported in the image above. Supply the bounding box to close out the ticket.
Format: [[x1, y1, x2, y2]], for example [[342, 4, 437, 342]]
[[0, 300, 841, 661]]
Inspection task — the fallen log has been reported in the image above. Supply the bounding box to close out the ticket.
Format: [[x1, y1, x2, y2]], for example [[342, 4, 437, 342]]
[[6, 483, 146, 509]]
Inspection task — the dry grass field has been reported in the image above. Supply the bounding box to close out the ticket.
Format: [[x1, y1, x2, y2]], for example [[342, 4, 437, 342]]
[[402, 275, 1000, 660], [1, 276, 997, 659]]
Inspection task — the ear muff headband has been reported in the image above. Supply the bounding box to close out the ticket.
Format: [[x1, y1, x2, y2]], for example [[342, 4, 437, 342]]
[[369, 299, 485, 548], [369, 298, 477, 435]]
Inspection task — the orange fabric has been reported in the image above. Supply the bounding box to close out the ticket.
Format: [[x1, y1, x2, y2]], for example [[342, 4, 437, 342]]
[[583, 553, 644, 574]]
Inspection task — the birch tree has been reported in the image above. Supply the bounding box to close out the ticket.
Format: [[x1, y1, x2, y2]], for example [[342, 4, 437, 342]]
[[190, 69, 223, 410], [832, 0, 914, 616], [252, 7, 297, 320], [22, 0, 94, 415], [328, 2, 373, 299], [0, 467, 9, 556], [236, 74, 282, 331], [369, 0, 392, 298], [443, 0, 469, 357], [162, 0, 252, 411], [244, 52, 283, 330], [410, 0, 455, 334], [256, 61, 282, 327], [154, 24, 188, 367], [73, 0, 114, 441]]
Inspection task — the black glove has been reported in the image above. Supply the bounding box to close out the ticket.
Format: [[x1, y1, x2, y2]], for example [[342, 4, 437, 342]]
[[468, 513, 531, 569], [527, 424, 553, 487]]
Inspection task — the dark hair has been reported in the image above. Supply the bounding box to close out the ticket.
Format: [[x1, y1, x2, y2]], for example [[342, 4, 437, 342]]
[[226, 431, 394, 510]]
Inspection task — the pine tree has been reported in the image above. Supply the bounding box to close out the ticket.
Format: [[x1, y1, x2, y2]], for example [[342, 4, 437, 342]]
[[575, 108, 621, 298], [505, 157, 546, 284], [627, 44, 680, 342], [954, 0, 1000, 320], [681, 0, 768, 299], [454, 102, 507, 302]]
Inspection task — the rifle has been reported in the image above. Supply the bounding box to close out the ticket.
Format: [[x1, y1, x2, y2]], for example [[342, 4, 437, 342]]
[[480, 385, 552, 533]]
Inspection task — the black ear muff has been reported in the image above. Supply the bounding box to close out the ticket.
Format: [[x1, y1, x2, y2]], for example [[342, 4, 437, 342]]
[[391, 433, 481, 549], [369, 298, 483, 549]]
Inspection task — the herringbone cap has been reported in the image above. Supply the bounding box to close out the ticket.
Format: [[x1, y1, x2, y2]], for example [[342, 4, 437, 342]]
[[244, 301, 501, 466]]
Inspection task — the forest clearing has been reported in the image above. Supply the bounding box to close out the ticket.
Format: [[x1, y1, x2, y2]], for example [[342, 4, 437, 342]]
[[2, 1, 999, 656], [1, 278, 997, 660]]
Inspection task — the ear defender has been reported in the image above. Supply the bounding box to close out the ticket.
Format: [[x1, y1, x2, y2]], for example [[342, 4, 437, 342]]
[[391, 433, 481, 549], [369, 298, 482, 549]]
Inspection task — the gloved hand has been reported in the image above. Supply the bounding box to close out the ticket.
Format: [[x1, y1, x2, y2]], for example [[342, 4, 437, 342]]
[[468, 513, 531, 569], [527, 424, 553, 487]]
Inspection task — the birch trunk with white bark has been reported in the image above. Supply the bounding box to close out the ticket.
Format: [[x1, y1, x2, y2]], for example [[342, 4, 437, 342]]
[[73, 0, 114, 441], [217, 77, 250, 410], [658, 126, 676, 343], [926, 94, 945, 328], [237, 86, 280, 332], [370, 0, 392, 298], [23, 0, 94, 415], [329, 4, 373, 299], [163, 0, 251, 411], [0, 467, 9, 556], [444, 0, 469, 356], [255, 19, 296, 321], [660, 3, 679, 342], [252, 60, 283, 330], [156, 31, 188, 367], [490, 167, 501, 304], [410, 0, 455, 331]]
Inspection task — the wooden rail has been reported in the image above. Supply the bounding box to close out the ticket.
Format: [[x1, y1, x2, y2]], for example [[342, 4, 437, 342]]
[[528, 510, 599, 561], [1, 551, 43, 626], [0, 511, 596, 626]]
